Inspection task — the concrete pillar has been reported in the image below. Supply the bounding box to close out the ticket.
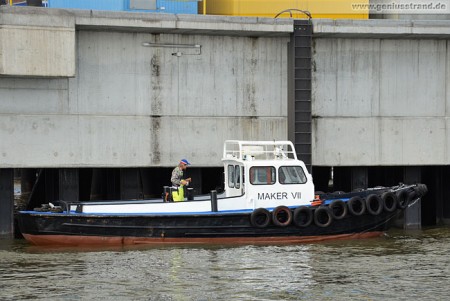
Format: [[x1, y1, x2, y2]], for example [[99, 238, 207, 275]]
[[90, 168, 105, 200], [140, 168, 153, 199], [78, 168, 92, 201], [351, 167, 368, 191], [59, 169, 79, 203], [436, 166, 450, 225], [403, 167, 422, 230], [20, 168, 36, 199], [106, 169, 120, 200], [120, 168, 142, 200], [187, 168, 202, 196], [0, 169, 14, 238], [45, 169, 58, 204]]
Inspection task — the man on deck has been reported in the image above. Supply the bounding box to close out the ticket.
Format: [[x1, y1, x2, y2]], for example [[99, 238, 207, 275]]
[[170, 159, 191, 201]]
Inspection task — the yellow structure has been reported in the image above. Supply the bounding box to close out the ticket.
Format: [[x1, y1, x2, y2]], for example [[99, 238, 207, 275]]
[[202, 0, 369, 20]]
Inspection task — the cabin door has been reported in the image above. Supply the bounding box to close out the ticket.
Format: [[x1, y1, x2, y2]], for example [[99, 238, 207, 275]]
[[226, 164, 244, 197]]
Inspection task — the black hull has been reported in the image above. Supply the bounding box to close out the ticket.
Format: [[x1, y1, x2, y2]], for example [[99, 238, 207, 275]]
[[18, 210, 397, 246], [18, 183, 427, 246]]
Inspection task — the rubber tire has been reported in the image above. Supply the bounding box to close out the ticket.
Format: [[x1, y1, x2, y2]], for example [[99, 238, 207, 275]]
[[381, 191, 398, 212], [405, 191, 417, 208], [347, 196, 366, 216], [272, 206, 293, 227], [329, 199, 347, 220], [250, 208, 271, 228], [314, 207, 333, 228], [396, 190, 409, 209], [293, 206, 313, 227], [366, 194, 383, 215]]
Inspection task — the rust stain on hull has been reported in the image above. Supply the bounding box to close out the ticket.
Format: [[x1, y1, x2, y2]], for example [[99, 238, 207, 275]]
[[23, 232, 384, 247]]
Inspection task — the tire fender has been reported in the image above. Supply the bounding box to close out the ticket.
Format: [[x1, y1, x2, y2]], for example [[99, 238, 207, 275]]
[[250, 208, 271, 228], [366, 194, 383, 215], [314, 207, 333, 228], [293, 206, 313, 227], [348, 196, 366, 216], [272, 206, 293, 227], [396, 190, 409, 209], [329, 199, 347, 220], [381, 191, 398, 212]]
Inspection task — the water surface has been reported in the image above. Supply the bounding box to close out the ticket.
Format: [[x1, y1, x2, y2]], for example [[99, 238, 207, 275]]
[[1, 227, 449, 300]]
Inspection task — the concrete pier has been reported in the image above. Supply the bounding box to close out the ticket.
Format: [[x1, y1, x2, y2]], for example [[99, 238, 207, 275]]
[[1, 7, 450, 235]]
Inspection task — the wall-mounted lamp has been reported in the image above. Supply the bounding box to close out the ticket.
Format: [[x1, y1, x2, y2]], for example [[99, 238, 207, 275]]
[[141, 42, 202, 56]]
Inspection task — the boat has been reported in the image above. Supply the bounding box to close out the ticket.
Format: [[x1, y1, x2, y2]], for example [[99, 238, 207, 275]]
[[17, 140, 428, 246]]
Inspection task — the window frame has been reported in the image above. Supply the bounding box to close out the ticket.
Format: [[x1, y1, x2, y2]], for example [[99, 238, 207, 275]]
[[249, 166, 276, 185], [278, 166, 307, 185], [228, 165, 235, 188], [235, 165, 241, 189]]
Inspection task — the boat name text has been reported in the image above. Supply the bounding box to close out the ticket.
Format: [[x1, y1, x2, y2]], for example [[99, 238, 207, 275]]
[[257, 192, 301, 200]]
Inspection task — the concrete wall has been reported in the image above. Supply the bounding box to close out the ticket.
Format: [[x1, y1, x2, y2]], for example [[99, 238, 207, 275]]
[[0, 8, 75, 77], [312, 19, 450, 166], [0, 7, 291, 168], [3, 9, 450, 169]]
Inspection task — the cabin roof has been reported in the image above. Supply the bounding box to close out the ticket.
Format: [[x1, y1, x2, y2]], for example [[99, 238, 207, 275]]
[[222, 140, 298, 162]]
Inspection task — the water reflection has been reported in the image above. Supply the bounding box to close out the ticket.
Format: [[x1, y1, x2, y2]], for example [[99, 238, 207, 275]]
[[1, 227, 450, 300]]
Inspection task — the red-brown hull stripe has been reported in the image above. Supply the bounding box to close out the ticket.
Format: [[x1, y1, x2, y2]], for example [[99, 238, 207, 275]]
[[22, 232, 384, 247]]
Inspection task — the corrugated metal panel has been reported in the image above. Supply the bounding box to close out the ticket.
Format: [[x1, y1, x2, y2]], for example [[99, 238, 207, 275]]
[[157, 0, 199, 14], [130, 0, 156, 10], [205, 0, 368, 20], [48, 0, 199, 14], [48, 0, 126, 10]]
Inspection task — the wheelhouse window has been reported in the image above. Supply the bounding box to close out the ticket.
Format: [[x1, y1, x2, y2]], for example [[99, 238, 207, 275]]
[[228, 165, 235, 188], [278, 166, 307, 184], [250, 166, 276, 185], [235, 165, 241, 189]]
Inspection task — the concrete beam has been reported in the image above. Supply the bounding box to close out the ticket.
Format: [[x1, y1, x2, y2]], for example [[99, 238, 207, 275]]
[[313, 19, 450, 38], [0, 6, 294, 37], [74, 10, 294, 37]]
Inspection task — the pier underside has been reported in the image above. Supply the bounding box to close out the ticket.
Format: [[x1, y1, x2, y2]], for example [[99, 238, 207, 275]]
[[1, 165, 448, 238]]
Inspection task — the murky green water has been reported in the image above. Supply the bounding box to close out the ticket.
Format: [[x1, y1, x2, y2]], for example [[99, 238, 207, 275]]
[[1, 227, 449, 301]]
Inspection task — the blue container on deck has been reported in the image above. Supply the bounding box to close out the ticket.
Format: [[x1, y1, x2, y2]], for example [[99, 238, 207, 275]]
[[48, 0, 125, 10], [152, 0, 198, 14], [47, 0, 199, 14]]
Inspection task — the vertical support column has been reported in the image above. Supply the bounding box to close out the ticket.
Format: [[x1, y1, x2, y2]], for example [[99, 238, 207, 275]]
[[351, 167, 368, 191], [289, 20, 312, 173], [120, 168, 142, 200], [435, 166, 443, 224], [78, 168, 92, 201], [90, 168, 105, 200], [59, 169, 79, 203], [20, 168, 36, 200], [140, 168, 152, 199], [404, 167, 422, 230], [0, 169, 14, 238], [186, 168, 201, 196], [106, 169, 120, 200], [45, 169, 59, 204], [442, 166, 450, 224]]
